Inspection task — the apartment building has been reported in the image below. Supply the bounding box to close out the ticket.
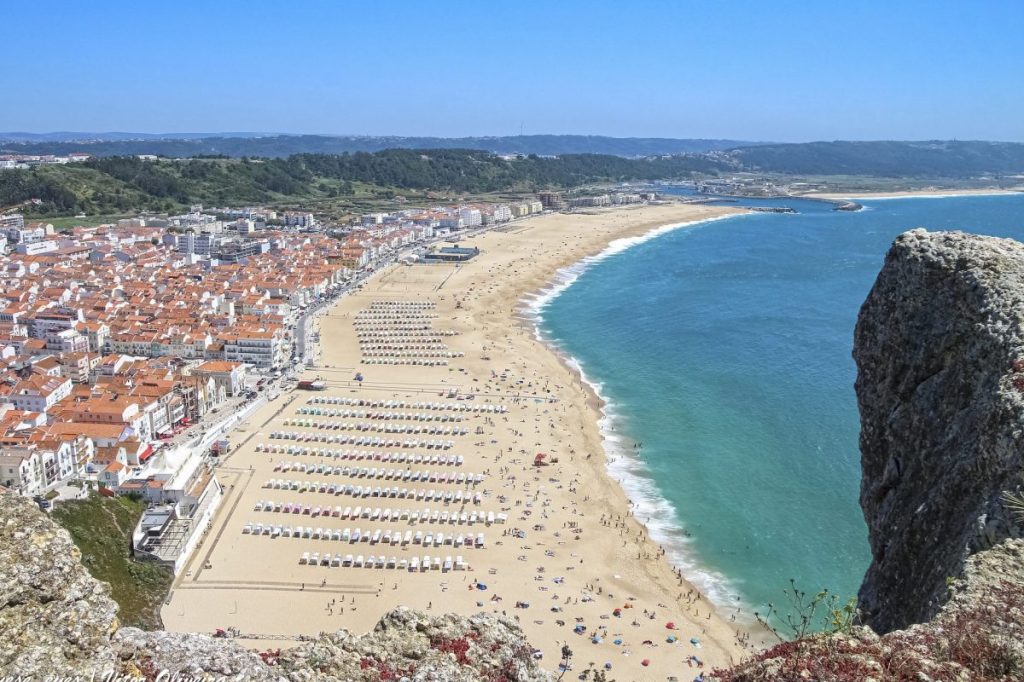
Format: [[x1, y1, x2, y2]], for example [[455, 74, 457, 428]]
[[217, 327, 284, 368], [193, 360, 246, 398], [8, 375, 74, 413]]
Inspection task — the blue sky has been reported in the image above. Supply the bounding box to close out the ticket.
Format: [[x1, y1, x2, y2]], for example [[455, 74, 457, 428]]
[[2, 0, 1023, 141]]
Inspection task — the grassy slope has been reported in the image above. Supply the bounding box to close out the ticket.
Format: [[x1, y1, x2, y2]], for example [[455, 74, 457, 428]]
[[51, 494, 173, 630]]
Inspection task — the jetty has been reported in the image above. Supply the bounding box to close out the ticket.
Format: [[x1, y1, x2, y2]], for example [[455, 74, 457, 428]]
[[748, 206, 797, 214]]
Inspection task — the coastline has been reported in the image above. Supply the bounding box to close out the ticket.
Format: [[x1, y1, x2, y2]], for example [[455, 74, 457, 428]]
[[520, 213, 748, 611], [164, 201, 773, 679], [802, 188, 1023, 200]]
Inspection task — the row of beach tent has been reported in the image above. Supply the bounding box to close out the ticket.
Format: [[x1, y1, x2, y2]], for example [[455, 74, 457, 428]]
[[281, 419, 468, 435], [269, 463, 482, 483], [365, 300, 436, 308], [355, 312, 438, 320], [296, 407, 465, 422], [247, 523, 483, 551], [259, 482, 484, 503], [359, 342, 451, 350], [356, 331, 453, 338], [361, 350, 464, 358], [251, 501, 507, 525], [300, 552, 469, 572], [246, 523, 483, 549], [353, 323, 445, 332], [268, 432, 456, 449], [256, 445, 464, 466], [307, 397, 509, 413], [361, 358, 449, 366]]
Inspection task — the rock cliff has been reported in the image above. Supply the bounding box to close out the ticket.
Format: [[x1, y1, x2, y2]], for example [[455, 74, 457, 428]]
[[0, 494, 551, 681], [711, 537, 1024, 681], [5, 228, 1024, 681], [854, 229, 1024, 633], [709, 229, 1024, 681]]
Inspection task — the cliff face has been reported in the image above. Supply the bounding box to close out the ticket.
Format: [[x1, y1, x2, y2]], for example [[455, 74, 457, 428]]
[[854, 229, 1024, 633], [710, 229, 1024, 681], [0, 495, 551, 681], [712, 538, 1024, 681]]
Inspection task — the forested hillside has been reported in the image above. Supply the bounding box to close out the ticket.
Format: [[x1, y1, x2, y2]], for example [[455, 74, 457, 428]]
[[5, 140, 1024, 219], [0, 149, 724, 217], [726, 140, 1024, 177]]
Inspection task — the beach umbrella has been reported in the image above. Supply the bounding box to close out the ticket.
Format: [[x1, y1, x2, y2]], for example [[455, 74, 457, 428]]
[[613, 638, 622, 646], [641, 659, 651, 667], [591, 636, 601, 644], [604, 663, 612, 670], [690, 637, 701, 646], [613, 608, 622, 616], [666, 621, 677, 630], [666, 635, 677, 643]]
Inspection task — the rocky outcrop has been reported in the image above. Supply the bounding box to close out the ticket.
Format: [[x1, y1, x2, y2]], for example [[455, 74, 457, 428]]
[[711, 538, 1024, 681], [853, 229, 1024, 633], [0, 490, 119, 675], [0, 493, 551, 680]]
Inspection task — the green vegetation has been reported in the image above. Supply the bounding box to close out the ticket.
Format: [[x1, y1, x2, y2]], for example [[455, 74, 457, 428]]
[[729, 140, 1024, 178], [1004, 490, 1024, 524], [51, 494, 173, 630], [44, 213, 134, 230], [5, 141, 1023, 221], [1, 149, 725, 218], [756, 579, 859, 641]]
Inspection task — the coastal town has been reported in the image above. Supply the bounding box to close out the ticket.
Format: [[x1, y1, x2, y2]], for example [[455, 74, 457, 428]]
[[0, 186, 763, 680], [0, 189, 655, 561], [5, 2, 1024, 680]]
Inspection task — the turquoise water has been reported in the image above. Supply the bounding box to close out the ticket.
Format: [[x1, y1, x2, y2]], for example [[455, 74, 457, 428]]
[[534, 193, 1024, 625]]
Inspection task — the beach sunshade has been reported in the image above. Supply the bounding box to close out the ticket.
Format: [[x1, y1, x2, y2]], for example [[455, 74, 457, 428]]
[[666, 622, 677, 629], [641, 659, 651, 667]]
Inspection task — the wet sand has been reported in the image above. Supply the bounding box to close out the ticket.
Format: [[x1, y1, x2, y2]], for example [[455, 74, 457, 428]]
[[164, 201, 776, 680]]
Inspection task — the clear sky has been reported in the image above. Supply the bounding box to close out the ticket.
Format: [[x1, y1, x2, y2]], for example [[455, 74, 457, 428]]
[[2, 0, 1023, 141]]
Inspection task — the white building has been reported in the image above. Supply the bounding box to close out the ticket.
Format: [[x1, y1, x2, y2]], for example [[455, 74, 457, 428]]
[[458, 208, 482, 228], [8, 375, 74, 414], [15, 239, 59, 255], [493, 205, 512, 222]]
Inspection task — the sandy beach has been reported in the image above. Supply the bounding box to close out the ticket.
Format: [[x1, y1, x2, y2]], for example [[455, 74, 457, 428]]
[[163, 201, 775, 680], [802, 188, 1022, 200]]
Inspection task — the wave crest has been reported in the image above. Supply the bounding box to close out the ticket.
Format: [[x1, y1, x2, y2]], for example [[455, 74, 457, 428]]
[[520, 214, 750, 614]]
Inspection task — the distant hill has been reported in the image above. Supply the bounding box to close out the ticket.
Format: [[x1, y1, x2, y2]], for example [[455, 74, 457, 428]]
[[5, 140, 1024, 220], [0, 133, 757, 158], [0, 149, 726, 217], [724, 140, 1024, 178], [0, 131, 276, 143]]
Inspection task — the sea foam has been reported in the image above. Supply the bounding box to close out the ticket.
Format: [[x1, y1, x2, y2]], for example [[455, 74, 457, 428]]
[[521, 214, 749, 614]]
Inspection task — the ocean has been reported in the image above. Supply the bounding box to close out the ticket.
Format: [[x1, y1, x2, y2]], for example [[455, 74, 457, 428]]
[[528, 192, 1024, 629]]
